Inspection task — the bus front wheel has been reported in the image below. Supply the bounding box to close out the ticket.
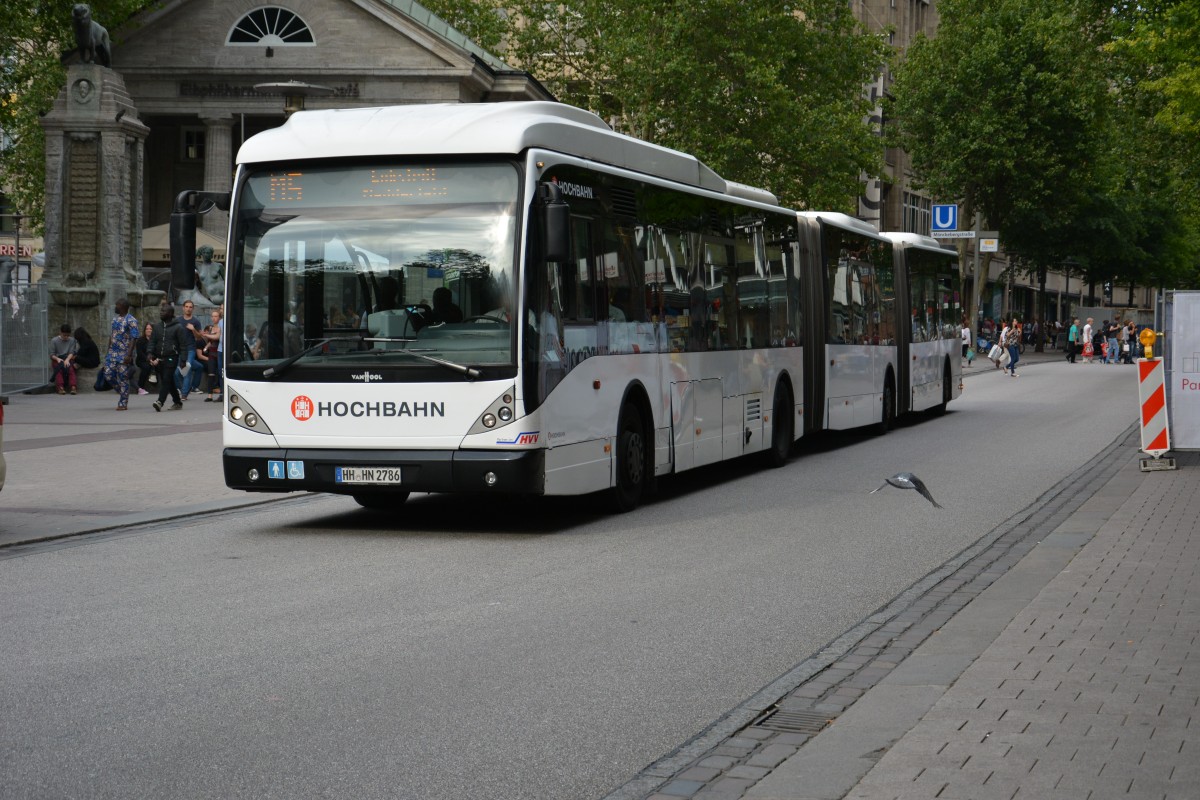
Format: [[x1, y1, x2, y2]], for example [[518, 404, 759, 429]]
[[612, 406, 647, 513], [353, 492, 409, 510]]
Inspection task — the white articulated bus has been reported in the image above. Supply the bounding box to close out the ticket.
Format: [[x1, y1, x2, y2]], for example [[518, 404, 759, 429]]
[[882, 232, 964, 417], [168, 102, 959, 512]]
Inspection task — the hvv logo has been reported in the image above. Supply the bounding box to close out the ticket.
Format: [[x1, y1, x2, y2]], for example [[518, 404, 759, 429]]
[[932, 204, 958, 231], [497, 431, 539, 445]]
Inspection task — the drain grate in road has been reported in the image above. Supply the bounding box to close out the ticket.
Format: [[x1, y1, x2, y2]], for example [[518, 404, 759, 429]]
[[751, 707, 834, 735]]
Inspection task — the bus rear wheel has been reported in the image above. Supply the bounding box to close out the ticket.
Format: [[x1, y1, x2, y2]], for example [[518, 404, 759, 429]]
[[353, 492, 409, 510], [875, 375, 896, 435], [612, 406, 648, 513], [766, 381, 794, 468], [931, 363, 952, 416]]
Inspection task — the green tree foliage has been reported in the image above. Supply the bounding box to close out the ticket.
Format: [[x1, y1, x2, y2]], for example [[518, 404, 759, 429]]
[[888, 0, 1110, 253], [0, 1, 144, 232], [888, 0, 1199, 311], [426, 0, 889, 211], [1115, 0, 1200, 138]]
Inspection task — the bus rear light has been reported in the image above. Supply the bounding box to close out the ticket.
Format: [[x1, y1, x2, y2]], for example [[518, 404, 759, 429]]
[[230, 407, 244, 420], [245, 414, 259, 427]]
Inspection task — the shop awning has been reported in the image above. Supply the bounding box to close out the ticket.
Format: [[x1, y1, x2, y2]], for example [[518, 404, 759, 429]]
[[142, 224, 226, 263]]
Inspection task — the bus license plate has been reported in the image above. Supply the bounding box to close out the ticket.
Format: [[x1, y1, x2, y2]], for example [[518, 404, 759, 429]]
[[335, 467, 403, 485]]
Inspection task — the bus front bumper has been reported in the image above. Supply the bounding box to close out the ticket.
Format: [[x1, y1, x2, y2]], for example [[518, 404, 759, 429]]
[[223, 448, 545, 495]]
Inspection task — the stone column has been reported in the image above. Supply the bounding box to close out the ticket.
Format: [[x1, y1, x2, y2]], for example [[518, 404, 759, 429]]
[[41, 64, 163, 383], [200, 112, 235, 238]]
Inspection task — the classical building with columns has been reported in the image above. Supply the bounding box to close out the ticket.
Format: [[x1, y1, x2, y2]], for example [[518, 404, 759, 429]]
[[108, 0, 551, 235]]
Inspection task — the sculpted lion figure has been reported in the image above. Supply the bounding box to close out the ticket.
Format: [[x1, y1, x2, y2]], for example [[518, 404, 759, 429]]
[[72, 4, 111, 67]]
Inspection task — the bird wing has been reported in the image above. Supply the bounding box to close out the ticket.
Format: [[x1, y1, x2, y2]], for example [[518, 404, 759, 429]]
[[908, 475, 943, 509]]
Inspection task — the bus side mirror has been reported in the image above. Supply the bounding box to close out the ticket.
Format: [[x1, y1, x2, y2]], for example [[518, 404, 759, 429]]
[[169, 190, 231, 293], [169, 208, 198, 291], [538, 183, 569, 263]]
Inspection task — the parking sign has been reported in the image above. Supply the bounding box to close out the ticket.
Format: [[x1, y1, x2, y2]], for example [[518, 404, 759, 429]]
[[932, 204, 958, 232]]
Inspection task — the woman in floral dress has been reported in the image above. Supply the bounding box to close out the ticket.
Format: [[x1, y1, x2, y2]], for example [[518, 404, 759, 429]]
[[102, 298, 140, 410]]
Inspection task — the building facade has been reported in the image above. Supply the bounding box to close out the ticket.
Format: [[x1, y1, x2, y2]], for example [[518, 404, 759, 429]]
[[110, 0, 550, 234]]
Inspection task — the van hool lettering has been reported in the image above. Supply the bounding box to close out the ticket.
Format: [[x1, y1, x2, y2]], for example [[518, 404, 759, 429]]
[[292, 395, 445, 420]]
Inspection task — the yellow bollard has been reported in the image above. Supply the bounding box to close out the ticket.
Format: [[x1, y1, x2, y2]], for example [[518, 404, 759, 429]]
[[1138, 327, 1158, 359]]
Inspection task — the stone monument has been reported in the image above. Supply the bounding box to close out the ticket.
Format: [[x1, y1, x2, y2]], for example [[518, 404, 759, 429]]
[[40, 54, 162, 362]]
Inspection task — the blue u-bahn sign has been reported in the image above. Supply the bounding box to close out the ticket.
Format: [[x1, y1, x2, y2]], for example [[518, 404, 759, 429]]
[[932, 204, 958, 232]]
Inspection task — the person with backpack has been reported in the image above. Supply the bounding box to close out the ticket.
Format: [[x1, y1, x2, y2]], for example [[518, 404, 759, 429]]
[[148, 304, 192, 411]]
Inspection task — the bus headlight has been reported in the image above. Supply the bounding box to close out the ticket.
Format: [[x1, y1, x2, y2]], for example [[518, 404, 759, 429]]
[[467, 385, 518, 435], [228, 393, 272, 434]]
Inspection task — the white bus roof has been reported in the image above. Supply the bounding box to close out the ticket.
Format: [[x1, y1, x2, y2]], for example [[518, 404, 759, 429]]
[[798, 211, 888, 240], [237, 101, 777, 202], [882, 232, 958, 256]]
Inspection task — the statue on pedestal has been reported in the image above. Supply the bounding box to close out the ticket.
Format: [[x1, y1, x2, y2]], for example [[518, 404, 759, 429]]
[[69, 4, 111, 67], [177, 245, 224, 309]]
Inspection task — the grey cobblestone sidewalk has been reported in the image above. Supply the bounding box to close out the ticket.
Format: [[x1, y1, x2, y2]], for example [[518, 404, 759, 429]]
[[842, 450, 1200, 800]]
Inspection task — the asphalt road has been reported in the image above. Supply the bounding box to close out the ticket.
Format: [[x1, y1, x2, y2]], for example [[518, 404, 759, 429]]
[[0, 361, 1137, 799]]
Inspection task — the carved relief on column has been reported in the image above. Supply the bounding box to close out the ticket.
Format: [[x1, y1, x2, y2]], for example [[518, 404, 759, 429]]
[[199, 112, 235, 238]]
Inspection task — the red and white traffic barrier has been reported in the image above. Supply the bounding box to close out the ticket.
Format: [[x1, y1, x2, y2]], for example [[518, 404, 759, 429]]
[[1137, 357, 1170, 457]]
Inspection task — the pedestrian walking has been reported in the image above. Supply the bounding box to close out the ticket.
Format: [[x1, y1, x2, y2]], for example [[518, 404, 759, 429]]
[[175, 300, 205, 400], [1066, 318, 1080, 363], [960, 318, 972, 366], [148, 305, 191, 412], [101, 298, 140, 410], [991, 320, 1009, 370], [1124, 320, 1137, 363], [1005, 318, 1021, 377], [1081, 318, 1095, 363], [1105, 320, 1120, 364]]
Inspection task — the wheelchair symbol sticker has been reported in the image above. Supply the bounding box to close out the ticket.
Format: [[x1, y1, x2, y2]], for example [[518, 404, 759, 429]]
[[287, 461, 305, 480]]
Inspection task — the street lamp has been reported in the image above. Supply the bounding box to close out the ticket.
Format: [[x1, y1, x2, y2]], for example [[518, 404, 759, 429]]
[[253, 80, 335, 118]]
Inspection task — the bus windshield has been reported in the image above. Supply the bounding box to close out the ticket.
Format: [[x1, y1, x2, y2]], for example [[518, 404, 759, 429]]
[[230, 161, 521, 377]]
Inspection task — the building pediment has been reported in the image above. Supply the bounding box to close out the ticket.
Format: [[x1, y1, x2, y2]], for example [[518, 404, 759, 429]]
[[112, 0, 499, 75]]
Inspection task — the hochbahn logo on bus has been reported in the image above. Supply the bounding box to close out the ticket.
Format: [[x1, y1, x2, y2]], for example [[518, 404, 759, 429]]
[[291, 395, 445, 420]]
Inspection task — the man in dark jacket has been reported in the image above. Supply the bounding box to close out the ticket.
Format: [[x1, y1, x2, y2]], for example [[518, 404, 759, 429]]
[[149, 305, 192, 411]]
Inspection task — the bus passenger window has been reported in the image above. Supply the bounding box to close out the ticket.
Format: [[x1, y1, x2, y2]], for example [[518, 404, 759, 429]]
[[561, 217, 595, 321]]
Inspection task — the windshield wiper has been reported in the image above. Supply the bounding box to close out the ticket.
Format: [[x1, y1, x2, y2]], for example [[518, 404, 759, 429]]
[[365, 338, 482, 379], [263, 336, 364, 379]]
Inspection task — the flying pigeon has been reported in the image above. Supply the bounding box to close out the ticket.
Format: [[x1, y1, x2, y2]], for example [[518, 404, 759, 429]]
[[870, 472, 943, 509]]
